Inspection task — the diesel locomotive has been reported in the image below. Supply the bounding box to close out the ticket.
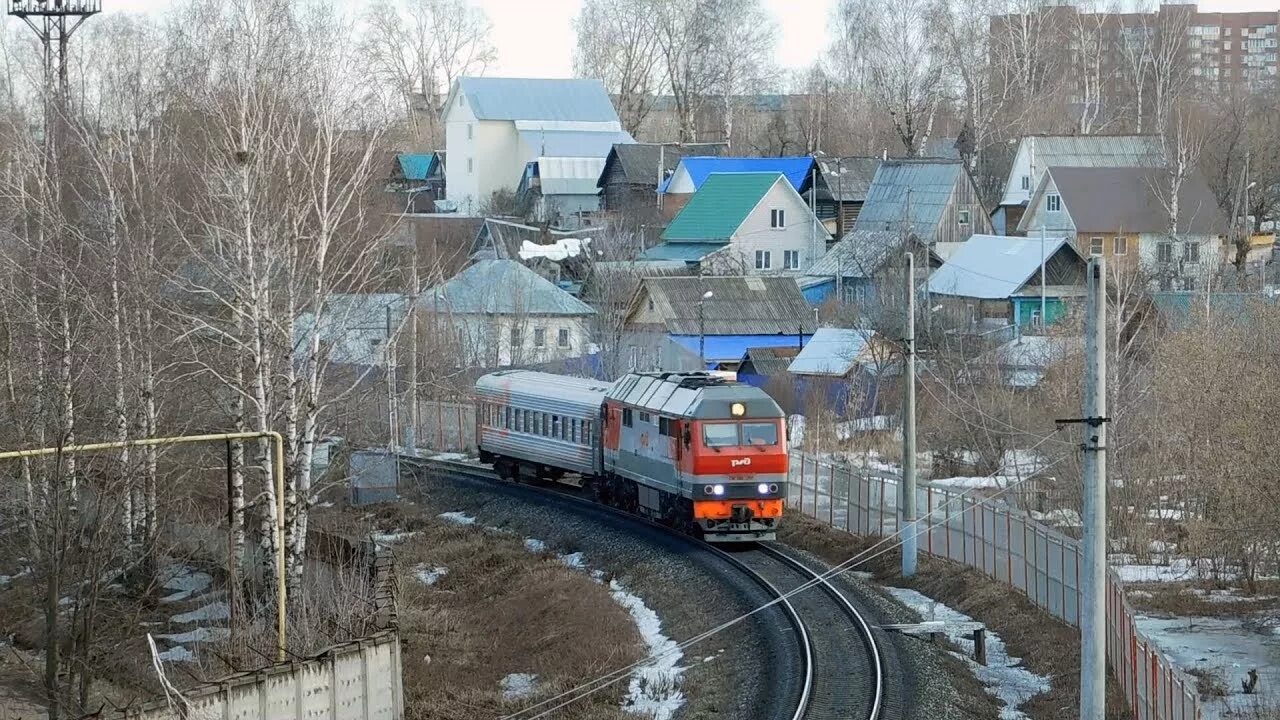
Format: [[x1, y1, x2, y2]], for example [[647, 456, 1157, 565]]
[[474, 369, 788, 542]]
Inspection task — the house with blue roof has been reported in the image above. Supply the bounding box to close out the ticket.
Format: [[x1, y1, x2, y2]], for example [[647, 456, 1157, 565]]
[[442, 77, 633, 215], [388, 152, 445, 213], [659, 156, 822, 218], [926, 234, 1086, 331], [640, 172, 830, 275], [853, 159, 991, 245]]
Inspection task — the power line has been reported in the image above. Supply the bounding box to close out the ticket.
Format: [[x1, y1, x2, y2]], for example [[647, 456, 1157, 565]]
[[502, 430, 1069, 720]]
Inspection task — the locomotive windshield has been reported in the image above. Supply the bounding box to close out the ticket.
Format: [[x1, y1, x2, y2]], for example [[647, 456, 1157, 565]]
[[702, 421, 779, 447]]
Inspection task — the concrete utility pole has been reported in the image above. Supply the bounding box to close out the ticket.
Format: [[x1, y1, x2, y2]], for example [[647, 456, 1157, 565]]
[[699, 289, 713, 369], [1079, 257, 1109, 720], [902, 251, 918, 578], [404, 241, 420, 455]]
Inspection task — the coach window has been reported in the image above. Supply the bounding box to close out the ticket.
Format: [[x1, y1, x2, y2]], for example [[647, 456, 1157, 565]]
[[703, 423, 739, 448], [742, 422, 779, 446], [553, 415, 562, 439], [584, 421, 592, 445]]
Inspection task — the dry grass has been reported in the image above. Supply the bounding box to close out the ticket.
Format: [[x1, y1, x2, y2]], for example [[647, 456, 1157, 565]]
[[778, 510, 1130, 720], [313, 502, 645, 720], [1126, 581, 1280, 618]]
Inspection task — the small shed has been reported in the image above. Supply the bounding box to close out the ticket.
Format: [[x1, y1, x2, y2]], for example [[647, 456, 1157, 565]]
[[786, 328, 889, 417]]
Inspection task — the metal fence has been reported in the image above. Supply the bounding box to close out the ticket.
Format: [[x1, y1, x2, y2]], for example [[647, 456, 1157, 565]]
[[789, 452, 1201, 720], [416, 400, 475, 452]]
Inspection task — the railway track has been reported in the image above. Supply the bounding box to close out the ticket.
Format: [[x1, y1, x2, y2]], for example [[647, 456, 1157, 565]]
[[404, 454, 885, 720]]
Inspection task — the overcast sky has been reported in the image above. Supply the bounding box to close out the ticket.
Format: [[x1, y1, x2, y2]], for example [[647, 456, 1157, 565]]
[[102, 0, 1280, 79]]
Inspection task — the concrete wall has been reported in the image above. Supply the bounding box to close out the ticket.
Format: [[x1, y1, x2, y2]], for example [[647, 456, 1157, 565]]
[[111, 631, 402, 720]]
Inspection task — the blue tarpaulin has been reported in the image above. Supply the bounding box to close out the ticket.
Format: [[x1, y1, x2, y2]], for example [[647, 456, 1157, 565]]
[[670, 334, 809, 367]]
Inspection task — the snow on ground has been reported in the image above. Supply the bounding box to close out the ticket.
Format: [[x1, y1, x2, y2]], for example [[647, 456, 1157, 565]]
[[999, 450, 1047, 478], [885, 586, 1049, 720], [501, 673, 539, 700], [1192, 589, 1277, 604], [1136, 614, 1280, 719], [1109, 554, 1205, 583], [1030, 508, 1083, 529], [558, 552, 587, 569], [0, 568, 31, 587], [370, 530, 419, 546], [156, 645, 195, 663], [157, 627, 231, 644], [171, 602, 230, 624], [159, 564, 213, 603], [438, 511, 477, 526], [836, 416, 893, 439], [413, 564, 448, 586], [609, 580, 686, 720], [514, 537, 684, 718], [930, 475, 1016, 491], [430, 452, 468, 461]]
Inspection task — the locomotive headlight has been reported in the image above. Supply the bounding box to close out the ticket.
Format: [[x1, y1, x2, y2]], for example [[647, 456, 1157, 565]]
[[757, 483, 769, 495], [712, 484, 725, 496], [730, 402, 746, 417]]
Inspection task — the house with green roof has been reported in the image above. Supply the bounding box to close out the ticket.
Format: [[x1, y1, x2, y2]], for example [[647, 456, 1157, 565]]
[[641, 172, 830, 275]]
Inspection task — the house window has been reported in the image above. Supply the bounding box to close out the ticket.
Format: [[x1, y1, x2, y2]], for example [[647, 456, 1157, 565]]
[[647, 298, 655, 311], [534, 328, 546, 347], [783, 250, 800, 269], [622, 407, 633, 427], [755, 250, 772, 270], [770, 209, 785, 228], [958, 210, 971, 225], [1021, 175, 1030, 190], [510, 327, 521, 348], [639, 411, 652, 423], [1184, 241, 1201, 263], [629, 346, 639, 369], [1090, 237, 1104, 256], [557, 328, 569, 348], [658, 417, 671, 436], [1046, 193, 1061, 212], [467, 123, 473, 140], [1113, 236, 1128, 255], [467, 157, 474, 174], [966, 303, 977, 326], [1184, 277, 1197, 291], [1157, 241, 1173, 263], [1030, 310, 1042, 328]]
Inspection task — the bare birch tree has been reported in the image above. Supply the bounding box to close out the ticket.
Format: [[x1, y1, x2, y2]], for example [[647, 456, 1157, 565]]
[[573, 0, 663, 137]]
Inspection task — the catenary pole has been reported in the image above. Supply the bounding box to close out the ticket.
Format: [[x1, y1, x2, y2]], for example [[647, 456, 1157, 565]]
[[1080, 257, 1108, 720], [902, 251, 918, 577]]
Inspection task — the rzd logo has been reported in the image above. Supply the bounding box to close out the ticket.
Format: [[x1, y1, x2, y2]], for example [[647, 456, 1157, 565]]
[[730, 458, 752, 468]]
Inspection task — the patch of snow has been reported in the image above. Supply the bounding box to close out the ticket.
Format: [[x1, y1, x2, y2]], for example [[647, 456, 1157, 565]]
[[1109, 555, 1204, 583], [1149, 540, 1177, 554], [524, 538, 547, 553], [836, 415, 893, 439], [517, 236, 588, 262], [413, 564, 449, 586], [171, 603, 230, 624], [885, 586, 1049, 719], [430, 452, 467, 461], [438, 511, 477, 526], [1190, 589, 1276, 604], [559, 552, 587, 569], [315, 501, 335, 508], [1030, 508, 1083, 528], [1136, 614, 1280, 719], [370, 531, 419, 546], [157, 627, 231, 644], [999, 450, 1047, 478], [610, 580, 685, 720], [0, 568, 31, 586], [930, 475, 1016, 491], [156, 645, 195, 663], [501, 673, 538, 700], [158, 564, 212, 603]]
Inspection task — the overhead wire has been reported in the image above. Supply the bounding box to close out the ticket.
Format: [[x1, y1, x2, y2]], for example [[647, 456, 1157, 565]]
[[501, 428, 1070, 720]]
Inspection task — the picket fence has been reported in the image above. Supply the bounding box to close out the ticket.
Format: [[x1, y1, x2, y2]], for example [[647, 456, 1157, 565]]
[[788, 452, 1201, 720]]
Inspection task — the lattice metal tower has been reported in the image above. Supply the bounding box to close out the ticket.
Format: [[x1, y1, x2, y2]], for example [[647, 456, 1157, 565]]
[[9, 0, 100, 139]]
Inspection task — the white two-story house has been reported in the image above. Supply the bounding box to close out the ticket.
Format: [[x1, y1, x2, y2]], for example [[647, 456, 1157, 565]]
[[442, 77, 633, 216], [638, 172, 830, 275]]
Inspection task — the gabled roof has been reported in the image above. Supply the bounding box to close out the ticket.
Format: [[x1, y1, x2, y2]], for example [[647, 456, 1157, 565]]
[[659, 156, 816, 193], [921, 137, 961, 160], [447, 77, 621, 122], [818, 157, 880, 202], [598, 143, 724, 188], [396, 153, 440, 181], [518, 129, 634, 158], [661, 172, 782, 242], [807, 229, 928, 279], [1018, 134, 1165, 172], [634, 275, 818, 335], [424, 259, 595, 316], [740, 346, 802, 376], [1026, 166, 1226, 235], [787, 328, 877, 377], [854, 160, 966, 235], [927, 234, 1078, 299]]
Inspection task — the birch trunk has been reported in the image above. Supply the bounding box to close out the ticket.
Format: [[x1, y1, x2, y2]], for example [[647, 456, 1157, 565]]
[[110, 229, 132, 548], [57, 270, 75, 497]]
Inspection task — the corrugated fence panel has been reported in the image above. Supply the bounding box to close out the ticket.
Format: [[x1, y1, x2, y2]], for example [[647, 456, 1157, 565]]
[[785, 452, 1203, 720]]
